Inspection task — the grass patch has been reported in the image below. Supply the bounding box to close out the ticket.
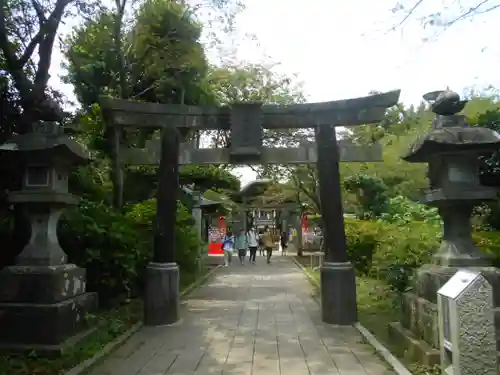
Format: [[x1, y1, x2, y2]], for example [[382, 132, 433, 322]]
[[295, 255, 398, 333], [0, 266, 215, 375], [356, 277, 440, 375], [295, 256, 397, 341]]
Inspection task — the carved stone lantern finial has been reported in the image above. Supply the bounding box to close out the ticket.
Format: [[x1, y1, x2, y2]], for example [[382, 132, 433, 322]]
[[423, 90, 469, 129], [424, 89, 468, 116]]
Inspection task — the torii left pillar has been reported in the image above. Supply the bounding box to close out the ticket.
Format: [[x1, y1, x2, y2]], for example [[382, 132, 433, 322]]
[[144, 127, 180, 326]]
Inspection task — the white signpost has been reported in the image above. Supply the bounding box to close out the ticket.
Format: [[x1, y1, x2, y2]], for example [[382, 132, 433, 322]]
[[437, 270, 496, 375]]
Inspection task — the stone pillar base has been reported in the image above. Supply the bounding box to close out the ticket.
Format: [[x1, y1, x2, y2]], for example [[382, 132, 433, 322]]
[[320, 262, 357, 325], [144, 262, 180, 326], [0, 264, 97, 353]]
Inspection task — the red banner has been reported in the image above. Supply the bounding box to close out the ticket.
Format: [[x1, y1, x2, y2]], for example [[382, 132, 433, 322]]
[[208, 216, 226, 255], [301, 215, 308, 230]]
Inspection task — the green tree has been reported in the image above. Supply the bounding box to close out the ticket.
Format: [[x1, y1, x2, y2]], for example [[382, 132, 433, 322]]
[[204, 62, 306, 148], [0, 0, 101, 129], [63, 0, 216, 207], [344, 175, 389, 219]]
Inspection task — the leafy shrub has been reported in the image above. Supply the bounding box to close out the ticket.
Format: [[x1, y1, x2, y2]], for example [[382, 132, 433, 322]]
[[345, 215, 500, 293], [59, 199, 149, 306], [379, 196, 441, 225], [344, 218, 440, 292], [125, 198, 201, 275], [343, 175, 389, 219], [473, 230, 500, 268], [59, 197, 200, 306], [370, 221, 440, 279], [344, 218, 379, 275]]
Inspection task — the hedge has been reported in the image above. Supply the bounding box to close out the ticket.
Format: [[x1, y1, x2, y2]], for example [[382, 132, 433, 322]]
[[59, 198, 200, 307], [344, 217, 500, 293]]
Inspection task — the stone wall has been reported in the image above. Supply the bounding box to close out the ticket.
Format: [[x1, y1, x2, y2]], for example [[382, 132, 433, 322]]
[[388, 264, 500, 365]]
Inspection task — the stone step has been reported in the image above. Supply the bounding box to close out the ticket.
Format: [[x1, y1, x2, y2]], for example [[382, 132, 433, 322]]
[[388, 321, 440, 366]]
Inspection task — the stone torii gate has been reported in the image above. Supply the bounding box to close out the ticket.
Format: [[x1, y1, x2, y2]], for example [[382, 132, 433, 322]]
[[101, 89, 400, 327]]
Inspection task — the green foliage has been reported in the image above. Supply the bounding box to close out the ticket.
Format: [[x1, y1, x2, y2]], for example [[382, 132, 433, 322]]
[[126, 199, 201, 274], [344, 217, 439, 285], [206, 62, 306, 149], [62, 12, 119, 106], [130, 0, 210, 104], [473, 230, 500, 268], [470, 108, 500, 185], [74, 104, 110, 156], [344, 215, 500, 294], [344, 218, 440, 292], [179, 165, 240, 192], [59, 199, 149, 305], [344, 219, 378, 275], [59, 197, 200, 306], [63, 0, 213, 107], [122, 164, 240, 205], [207, 62, 305, 105], [379, 196, 441, 225], [343, 175, 389, 219]]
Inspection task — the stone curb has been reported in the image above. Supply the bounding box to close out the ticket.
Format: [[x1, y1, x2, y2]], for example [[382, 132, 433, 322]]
[[64, 322, 143, 375], [291, 257, 412, 375], [354, 323, 412, 375], [64, 265, 222, 375]]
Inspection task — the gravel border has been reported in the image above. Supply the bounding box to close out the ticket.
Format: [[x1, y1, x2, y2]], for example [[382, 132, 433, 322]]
[[64, 265, 222, 375], [291, 257, 412, 375]]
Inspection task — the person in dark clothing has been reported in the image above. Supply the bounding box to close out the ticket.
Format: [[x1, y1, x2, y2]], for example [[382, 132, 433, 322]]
[[280, 231, 289, 256], [258, 230, 264, 256]]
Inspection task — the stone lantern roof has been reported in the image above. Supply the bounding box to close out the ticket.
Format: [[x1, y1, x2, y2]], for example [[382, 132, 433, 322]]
[[402, 127, 500, 163], [0, 122, 89, 165]]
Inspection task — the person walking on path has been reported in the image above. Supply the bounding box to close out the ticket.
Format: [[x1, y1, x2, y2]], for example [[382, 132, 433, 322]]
[[261, 226, 275, 264], [235, 229, 248, 265], [246, 227, 259, 264], [280, 231, 289, 256], [222, 231, 235, 267], [258, 230, 264, 256]]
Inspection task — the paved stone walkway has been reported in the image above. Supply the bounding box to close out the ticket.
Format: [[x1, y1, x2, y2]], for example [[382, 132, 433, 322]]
[[88, 255, 395, 375]]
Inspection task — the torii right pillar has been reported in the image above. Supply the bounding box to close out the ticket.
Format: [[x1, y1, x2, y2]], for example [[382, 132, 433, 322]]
[[316, 124, 357, 325]]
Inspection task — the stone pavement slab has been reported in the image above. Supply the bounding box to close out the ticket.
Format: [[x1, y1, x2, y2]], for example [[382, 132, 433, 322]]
[[87, 255, 395, 375]]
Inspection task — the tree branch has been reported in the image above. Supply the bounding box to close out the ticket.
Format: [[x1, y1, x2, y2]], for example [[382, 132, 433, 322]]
[[389, 0, 424, 31], [390, 0, 498, 32], [114, 0, 128, 99], [34, 0, 72, 91], [0, 1, 34, 100], [31, 0, 46, 25], [445, 0, 494, 25], [290, 170, 320, 213]]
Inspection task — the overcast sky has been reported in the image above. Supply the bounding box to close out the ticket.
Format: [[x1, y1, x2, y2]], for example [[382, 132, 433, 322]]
[[48, 0, 500, 186]]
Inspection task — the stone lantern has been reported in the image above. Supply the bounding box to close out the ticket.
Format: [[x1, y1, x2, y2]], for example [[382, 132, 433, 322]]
[[0, 121, 97, 353], [404, 90, 500, 266], [388, 90, 500, 365]]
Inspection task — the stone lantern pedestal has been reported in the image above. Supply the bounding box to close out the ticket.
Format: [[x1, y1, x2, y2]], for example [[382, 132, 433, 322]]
[[387, 91, 500, 365], [0, 122, 97, 354]]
